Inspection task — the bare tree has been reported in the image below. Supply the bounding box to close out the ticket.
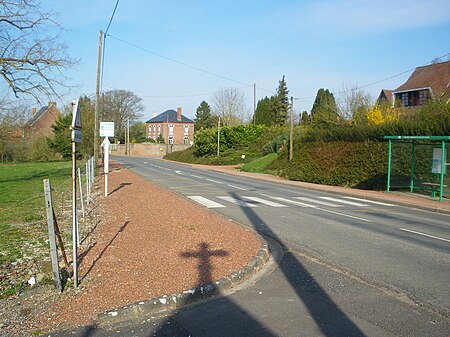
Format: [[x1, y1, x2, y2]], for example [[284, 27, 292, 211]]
[[0, 0, 76, 101], [211, 88, 246, 126], [101, 89, 145, 142], [336, 83, 373, 124]]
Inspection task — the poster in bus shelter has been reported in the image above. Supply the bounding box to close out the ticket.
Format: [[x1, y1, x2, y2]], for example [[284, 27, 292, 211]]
[[432, 148, 447, 174]]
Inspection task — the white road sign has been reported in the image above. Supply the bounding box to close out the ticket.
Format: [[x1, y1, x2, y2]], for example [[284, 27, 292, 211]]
[[71, 99, 82, 143], [100, 122, 115, 137]]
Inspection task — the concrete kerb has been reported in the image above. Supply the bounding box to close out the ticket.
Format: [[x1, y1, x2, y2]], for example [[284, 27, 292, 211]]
[[95, 241, 270, 327]]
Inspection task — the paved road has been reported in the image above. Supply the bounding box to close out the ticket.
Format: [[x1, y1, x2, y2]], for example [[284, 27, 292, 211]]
[[48, 156, 449, 336], [114, 156, 450, 313]]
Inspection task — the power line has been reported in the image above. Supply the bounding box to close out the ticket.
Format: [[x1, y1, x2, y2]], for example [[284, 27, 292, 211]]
[[137, 85, 252, 99], [101, 0, 120, 92], [106, 34, 252, 87], [105, 0, 120, 36], [293, 52, 450, 100]]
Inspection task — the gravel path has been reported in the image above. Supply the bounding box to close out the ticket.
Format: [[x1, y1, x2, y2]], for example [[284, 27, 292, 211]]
[[2, 161, 261, 336]]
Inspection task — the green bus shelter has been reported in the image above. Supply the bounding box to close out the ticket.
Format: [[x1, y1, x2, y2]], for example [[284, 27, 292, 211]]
[[384, 136, 449, 202]]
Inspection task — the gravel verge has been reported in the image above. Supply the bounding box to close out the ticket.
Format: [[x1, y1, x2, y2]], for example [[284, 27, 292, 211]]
[[2, 161, 263, 336]]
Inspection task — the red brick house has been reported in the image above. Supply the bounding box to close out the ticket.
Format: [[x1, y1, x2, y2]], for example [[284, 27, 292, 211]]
[[146, 108, 195, 145], [378, 60, 450, 108], [23, 102, 61, 140]]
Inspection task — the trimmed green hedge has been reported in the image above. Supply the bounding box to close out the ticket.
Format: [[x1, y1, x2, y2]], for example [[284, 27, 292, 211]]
[[268, 141, 389, 189]]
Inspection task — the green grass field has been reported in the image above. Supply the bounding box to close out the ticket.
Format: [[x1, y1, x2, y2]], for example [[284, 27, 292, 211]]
[[239, 153, 279, 174], [0, 161, 73, 263]]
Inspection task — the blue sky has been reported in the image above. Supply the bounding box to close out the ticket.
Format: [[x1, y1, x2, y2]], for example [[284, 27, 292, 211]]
[[45, 0, 450, 120]]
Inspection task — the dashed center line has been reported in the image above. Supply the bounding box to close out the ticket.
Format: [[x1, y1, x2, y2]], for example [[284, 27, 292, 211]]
[[398, 228, 450, 243], [206, 178, 223, 184], [227, 184, 248, 191]]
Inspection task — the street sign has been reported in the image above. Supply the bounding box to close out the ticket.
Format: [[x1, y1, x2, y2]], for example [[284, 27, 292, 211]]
[[71, 99, 82, 143], [100, 122, 115, 137]]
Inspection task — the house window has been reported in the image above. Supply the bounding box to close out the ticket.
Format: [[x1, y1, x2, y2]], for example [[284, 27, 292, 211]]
[[158, 125, 161, 133], [184, 125, 189, 134], [418, 90, 429, 105], [169, 124, 174, 134], [153, 125, 156, 133], [168, 136, 174, 144], [184, 136, 189, 145], [401, 93, 409, 107]]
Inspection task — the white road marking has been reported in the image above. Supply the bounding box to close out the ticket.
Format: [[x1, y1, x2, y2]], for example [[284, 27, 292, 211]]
[[319, 197, 369, 207], [143, 162, 147, 164], [316, 208, 372, 222], [190, 175, 203, 179], [343, 197, 395, 206], [188, 196, 225, 208], [398, 228, 450, 243], [217, 196, 257, 207], [243, 196, 288, 207], [206, 178, 223, 184], [175, 170, 182, 174], [227, 184, 248, 191], [262, 195, 316, 208], [294, 197, 343, 207]]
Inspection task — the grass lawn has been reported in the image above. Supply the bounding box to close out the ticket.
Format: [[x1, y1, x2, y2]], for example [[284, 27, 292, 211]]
[[0, 161, 73, 264], [239, 153, 279, 174]]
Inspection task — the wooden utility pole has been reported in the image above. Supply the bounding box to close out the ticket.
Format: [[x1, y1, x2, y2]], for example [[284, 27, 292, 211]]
[[94, 30, 103, 170], [289, 96, 294, 161], [253, 83, 256, 125]]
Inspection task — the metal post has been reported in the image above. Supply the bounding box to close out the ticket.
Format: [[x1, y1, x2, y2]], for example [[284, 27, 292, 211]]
[[43, 179, 62, 292], [78, 168, 85, 218], [217, 116, 221, 157], [410, 141, 415, 192], [86, 161, 90, 204], [439, 140, 445, 202], [91, 156, 94, 187], [71, 142, 78, 287], [289, 96, 294, 161], [387, 139, 392, 193]]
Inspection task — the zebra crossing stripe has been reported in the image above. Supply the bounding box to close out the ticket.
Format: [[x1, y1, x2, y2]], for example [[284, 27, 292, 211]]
[[319, 196, 369, 206], [343, 197, 395, 206], [243, 196, 288, 207], [294, 197, 343, 207], [188, 196, 225, 208], [217, 196, 257, 207], [263, 195, 316, 208]]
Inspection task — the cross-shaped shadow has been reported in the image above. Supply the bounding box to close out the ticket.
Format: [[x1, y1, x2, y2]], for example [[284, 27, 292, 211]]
[[181, 242, 229, 286]]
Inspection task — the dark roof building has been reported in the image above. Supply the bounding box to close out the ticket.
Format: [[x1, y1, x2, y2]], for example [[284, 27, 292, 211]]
[[23, 102, 60, 139], [145, 107, 194, 145], [378, 60, 450, 108], [146, 109, 194, 124]]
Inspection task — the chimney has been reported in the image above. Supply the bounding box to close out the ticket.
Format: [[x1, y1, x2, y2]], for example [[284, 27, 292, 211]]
[[177, 107, 182, 121], [32, 107, 37, 116]]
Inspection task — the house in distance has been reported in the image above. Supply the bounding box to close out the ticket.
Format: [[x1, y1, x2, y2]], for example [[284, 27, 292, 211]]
[[23, 101, 61, 140], [146, 108, 195, 145], [378, 60, 450, 108]]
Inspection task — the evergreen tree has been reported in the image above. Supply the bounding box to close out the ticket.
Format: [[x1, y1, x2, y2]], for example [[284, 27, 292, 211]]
[[255, 96, 275, 126], [310, 89, 339, 127], [272, 75, 290, 126], [194, 101, 215, 130], [301, 111, 310, 124], [47, 113, 73, 159]]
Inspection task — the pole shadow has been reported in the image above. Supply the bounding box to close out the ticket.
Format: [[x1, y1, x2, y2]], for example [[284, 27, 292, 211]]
[[109, 182, 132, 195], [228, 192, 366, 337], [80, 220, 129, 282]]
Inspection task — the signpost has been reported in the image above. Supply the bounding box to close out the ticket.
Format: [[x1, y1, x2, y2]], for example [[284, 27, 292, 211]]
[[70, 99, 81, 287], [101, 137, 111, 196], [100, 122, 114, 197]]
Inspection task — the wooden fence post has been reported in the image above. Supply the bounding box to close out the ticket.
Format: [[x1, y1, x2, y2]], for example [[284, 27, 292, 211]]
[[43, 179, 62, 292]]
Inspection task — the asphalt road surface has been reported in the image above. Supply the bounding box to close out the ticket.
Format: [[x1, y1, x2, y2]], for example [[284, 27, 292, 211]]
[[51, 155, 448, 337]]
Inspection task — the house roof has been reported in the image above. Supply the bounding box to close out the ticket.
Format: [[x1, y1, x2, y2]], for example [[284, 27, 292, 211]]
[[377, 89, 393, 104], [25, 106, 48, 126], [146, 109, 194, 124], [394, 60, 450, 97]]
